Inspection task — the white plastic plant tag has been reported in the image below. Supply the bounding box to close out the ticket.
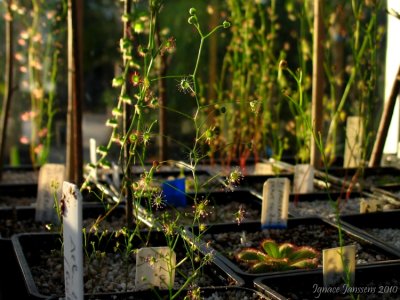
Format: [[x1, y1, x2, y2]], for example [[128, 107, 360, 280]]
[[89, 138, 98, 181], [323, 245, 356, 287], [261, 178, 290, 229], [293, 164, 314, 193], [254, 162, 273, 175], [35, 164, 65, 223], [62, 181, 84, 300], [135, 247, 176, 290], [344, 116, 364, 168], [112, 162, 120, 190]]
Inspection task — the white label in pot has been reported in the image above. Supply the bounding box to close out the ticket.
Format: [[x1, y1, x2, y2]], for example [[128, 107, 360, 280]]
[[112, 162, 120, 189], [323, 244, 355, 287], [254, 162, 273, 175], [344, 116, 364, 168], [135, 246, 176, 290], [293, 164, 314, 193], [360, 198, 385, 213], [261, 178, 290, 229], [89, 138, 97, 181], [62, 181, 84, 300], [35, 163, 65, 223]]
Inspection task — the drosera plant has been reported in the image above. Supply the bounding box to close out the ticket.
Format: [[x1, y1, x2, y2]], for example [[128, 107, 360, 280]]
[[78, 1, 235, 298], [281, 61, 359, 299], [13, 0, 66, 166], [236, 239, 319, 273]]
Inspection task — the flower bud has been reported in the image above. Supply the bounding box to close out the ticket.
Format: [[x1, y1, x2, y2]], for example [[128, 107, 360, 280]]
[[222, 21, 231, 28], [189, 8, 196, 15], [188, 16, 196, 25]]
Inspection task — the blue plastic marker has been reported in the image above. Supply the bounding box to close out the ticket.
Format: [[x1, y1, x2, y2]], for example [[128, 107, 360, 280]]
[[162, 177, 187, 207]]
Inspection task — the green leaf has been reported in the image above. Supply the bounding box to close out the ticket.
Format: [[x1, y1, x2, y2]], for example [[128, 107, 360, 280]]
[[261, 239, 280, 258], [289, 246, 318, 262], [250, 262, 273, 273], [236, 249, 268, 263], [290, 258, 318, 269], [278, 243, 295, 258], [250, 258, 289, 273]]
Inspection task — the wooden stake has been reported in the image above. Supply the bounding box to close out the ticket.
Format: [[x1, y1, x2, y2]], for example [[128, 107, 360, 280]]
[[66, 0, 83, 185], [369, 65, 400, 167], [310, 0, 324, 168]]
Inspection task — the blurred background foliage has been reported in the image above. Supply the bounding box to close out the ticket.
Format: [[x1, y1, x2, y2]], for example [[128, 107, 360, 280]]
[[0, 0, 388, 165]]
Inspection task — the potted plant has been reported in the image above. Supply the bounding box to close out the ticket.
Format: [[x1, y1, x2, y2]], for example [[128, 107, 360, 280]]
[[12, 230, 245, 299], [185, 217, 400, 284]]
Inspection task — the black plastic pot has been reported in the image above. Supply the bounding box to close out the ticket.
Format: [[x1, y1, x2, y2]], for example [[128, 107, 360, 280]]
[[255, 261, 400, 300], [326, 166, 400, 190], [0, 238, 27, 299], [80, 286, 280, 300], [0, 203, 127, 238], [185, 217, 400, 284], [288, 191, 367, 218], [137, 189, 265, 228], [12, 231, 245, 299], [238, 172, 358, 198], [108, 168, 223, 191], [341, 211, 400, 256]]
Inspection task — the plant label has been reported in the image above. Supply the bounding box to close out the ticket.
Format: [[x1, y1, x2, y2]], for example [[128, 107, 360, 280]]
[[323, 245, 355, 287], [89, 138, 97, 181], [261, 178, 290, 229], [293, 164, 314, 193], [35, 163, 65, 223], [112, 162, 121, 189], [360, 198, 385, 213], [344, 116, 364, 168], [254, 162, 273, 175], [162, 178, 186, 207], [135, 247, 176, 290], [62, 181, 84, 300]]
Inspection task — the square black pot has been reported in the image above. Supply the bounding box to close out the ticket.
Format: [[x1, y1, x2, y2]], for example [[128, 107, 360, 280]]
[[12, 231, 244, 299], [138, 190, 264, 227], [0, 204, 127, 238], [254, 262, 400, 300], [341, 210, 400, 257], [185, 217, 400, 284]]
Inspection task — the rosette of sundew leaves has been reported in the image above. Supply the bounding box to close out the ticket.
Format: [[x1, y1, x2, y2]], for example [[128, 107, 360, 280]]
[[236, 239, 319, 273]]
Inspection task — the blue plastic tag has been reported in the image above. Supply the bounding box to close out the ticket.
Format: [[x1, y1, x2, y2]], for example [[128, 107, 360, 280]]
[[162, 178, 187, 207]]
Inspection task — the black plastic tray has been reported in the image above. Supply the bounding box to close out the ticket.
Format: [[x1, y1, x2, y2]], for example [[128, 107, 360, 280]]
[[185, 217, 400, 284], [341, 211, 400, 256], [12, 231, 245, 299], [254, 261, 400, 299]]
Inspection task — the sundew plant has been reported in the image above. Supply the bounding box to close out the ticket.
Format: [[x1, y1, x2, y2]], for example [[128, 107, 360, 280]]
[[279, 1, 385, 295], [81, 0, 236, 297], [207, 0, 385, 167], [13, 0, 66, 166]]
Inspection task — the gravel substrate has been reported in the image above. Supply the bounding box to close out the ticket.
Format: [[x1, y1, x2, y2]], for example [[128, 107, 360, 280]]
[[27, 243, 237, 297], [0, 214, 129, 238], [289, 197, 361, 218], [203, 223, 393, 274], [365, 228, 400, 250], [202, 288, 270, 300], [152, 201, 260, 225], [0, 196, 36, 207], [0, 170, 38, 184]]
